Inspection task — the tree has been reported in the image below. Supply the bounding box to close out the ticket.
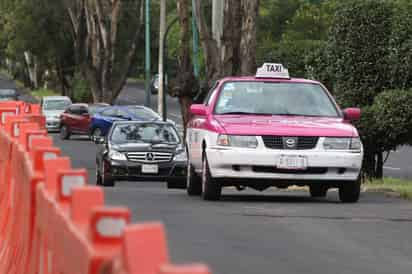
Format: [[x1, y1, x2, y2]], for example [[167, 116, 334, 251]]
[[325, 0, 412, 178], [389, 0, 412, 89], [194, 0, 260, 91], [63, 0, 144, 103], [169, 0, 197, 138]]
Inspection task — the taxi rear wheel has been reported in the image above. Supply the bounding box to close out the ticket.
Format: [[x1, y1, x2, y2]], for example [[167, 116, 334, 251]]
[[187, 156, 202, 196], [201, 155, 221, 201], [339, 178, 361, 203], [309, 184, 328, 198]]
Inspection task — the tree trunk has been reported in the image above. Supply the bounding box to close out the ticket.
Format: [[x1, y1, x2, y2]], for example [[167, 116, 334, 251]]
[[64, 0, 143, 104], [175, 0, 197, 139], [363, 151, 376, 179], [240, 0, 259, 75], [179, 96, 193, 142], [375, 151, 383, 179]]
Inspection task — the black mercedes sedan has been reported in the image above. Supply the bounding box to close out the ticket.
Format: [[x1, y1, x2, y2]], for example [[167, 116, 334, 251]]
[[94, 120, 187, 188]]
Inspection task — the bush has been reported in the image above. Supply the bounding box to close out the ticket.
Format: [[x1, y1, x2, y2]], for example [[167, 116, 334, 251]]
[[327, 0, 393, 107], [71, 73, 93, 103], [357, 89, 412, 178]]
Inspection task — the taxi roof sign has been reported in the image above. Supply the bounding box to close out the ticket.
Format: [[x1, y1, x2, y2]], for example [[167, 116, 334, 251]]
[[255, 63, 290, 79]]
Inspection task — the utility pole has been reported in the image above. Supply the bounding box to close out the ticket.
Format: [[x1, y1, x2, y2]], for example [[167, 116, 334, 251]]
[[144, 0, 151, 107], [191, 0, 200, 78], [158, 0, 166, 119]]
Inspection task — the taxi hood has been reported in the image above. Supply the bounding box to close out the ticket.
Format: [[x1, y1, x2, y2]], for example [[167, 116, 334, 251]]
[[214, 115, 357, 137]]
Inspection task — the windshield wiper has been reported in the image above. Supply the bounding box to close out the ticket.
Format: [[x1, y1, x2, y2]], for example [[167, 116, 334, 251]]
[[219, 112, 272, 115]]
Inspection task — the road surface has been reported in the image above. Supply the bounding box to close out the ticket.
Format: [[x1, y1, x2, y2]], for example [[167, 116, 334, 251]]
[[2, 74, 412, 274], [52, 133, 412, 274]]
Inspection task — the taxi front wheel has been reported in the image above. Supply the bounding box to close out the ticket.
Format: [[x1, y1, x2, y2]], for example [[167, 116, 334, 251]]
[[339, 178, 361, 203], [201, 155, 222, 201]]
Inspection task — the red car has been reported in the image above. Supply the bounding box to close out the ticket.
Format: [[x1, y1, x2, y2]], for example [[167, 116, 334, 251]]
[[60, 103, 109, 139]]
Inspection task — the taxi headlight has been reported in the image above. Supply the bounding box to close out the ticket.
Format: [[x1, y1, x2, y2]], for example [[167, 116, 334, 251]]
[[217, 135, 258, 148], [109, 150, 127, 161], [323, 137, 362, 151]]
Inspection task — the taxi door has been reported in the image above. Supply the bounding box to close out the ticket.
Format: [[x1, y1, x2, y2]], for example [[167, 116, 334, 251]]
[[187, 83, 219, 170]]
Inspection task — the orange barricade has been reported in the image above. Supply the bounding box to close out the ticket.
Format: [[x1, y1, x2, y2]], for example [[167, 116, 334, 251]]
[[0, 101, 213, 274]]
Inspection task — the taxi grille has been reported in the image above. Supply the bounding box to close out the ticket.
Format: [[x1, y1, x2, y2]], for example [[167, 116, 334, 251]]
[[262, 136, 319, 150], [126, 152, 173, 163]]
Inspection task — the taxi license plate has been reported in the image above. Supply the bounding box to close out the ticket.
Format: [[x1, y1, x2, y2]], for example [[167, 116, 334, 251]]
[[278, 155, 307, 170], [142, 164, 159, 174]]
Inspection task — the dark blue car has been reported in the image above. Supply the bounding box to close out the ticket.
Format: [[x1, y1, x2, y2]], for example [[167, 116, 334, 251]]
[[90, 105, 162, 137]]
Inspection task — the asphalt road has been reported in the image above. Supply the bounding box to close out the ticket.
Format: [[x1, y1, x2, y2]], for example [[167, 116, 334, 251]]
[[2, 74, 412, 273], [52, 133, 412, 274]]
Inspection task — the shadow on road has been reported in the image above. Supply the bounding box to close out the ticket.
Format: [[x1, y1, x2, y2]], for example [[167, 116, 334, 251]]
[[219, 193, 339, 204]]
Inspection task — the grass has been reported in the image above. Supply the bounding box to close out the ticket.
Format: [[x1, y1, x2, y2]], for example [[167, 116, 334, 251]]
[[365, 178, 412, 200], [31, 88, 59, 99]]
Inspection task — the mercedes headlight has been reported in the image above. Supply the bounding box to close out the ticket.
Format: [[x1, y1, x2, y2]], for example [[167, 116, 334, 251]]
[[323, 137, 362, 151], [217, 135, 258, 148], [174, 150, 187, 161], [109, 150, 127, 161]]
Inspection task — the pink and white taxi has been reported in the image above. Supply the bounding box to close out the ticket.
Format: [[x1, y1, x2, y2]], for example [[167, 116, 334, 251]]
[[186, 64, 363, 202]]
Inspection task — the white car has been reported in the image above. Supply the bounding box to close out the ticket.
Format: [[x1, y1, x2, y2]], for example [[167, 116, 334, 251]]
[[40, 96, 72, 131]]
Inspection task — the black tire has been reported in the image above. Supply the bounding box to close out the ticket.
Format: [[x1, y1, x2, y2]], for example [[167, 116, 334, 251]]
[[92, 128, 103, 138], [60, 125, 71, 140], [187, 156, 202, 196], [339, 178, 361, 203], [167, 179, 186, 189], [309, 184, 328, 198], [100, 160, 115, 187], [201, 155, 221, 201], [96, 174, 102, 186]]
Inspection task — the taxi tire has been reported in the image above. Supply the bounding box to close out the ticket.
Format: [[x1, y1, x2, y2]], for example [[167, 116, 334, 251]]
[[60, 125, 71, 140], [201, 155, 221, 201], [187, 155, 202, 196], [339, 178, 360, 203], [309, 185, 328, 198]]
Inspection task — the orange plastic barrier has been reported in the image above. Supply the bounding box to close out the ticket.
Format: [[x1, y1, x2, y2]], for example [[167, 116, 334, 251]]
[[0, 101, 213, 274]]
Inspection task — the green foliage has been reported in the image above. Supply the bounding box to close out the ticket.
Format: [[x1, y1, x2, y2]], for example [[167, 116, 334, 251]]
[[363, 90, 412, 152], [388, 0, 412, 89], [257, 0, 336, 79], [71, 73, 93, 103], [327, 0, 393, 107], [31, 88, 59, 99]]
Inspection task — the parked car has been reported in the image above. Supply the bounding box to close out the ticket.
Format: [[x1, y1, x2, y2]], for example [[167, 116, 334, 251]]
[[186, 63, 363, 202], [90, 105, 167, 138], [150, 74, 168, 94], [59, 103, 110, 139], [0, 89, 19, 101], [94, 120, 187, 188], [40, 96, 72, 131], [150, 74, 159, 94]]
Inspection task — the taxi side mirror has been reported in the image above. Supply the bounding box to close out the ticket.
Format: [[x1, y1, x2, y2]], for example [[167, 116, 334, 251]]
[[190, 104, 208, 116], [343, 108, 361, 121]]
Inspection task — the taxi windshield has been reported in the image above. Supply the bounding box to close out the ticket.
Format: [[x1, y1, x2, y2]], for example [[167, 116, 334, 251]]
[[214, 82, 340, 117]]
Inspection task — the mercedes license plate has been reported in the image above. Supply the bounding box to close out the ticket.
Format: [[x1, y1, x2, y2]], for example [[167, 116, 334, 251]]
[[141, 164, 159, 174], [278, 155, 307, 170]]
